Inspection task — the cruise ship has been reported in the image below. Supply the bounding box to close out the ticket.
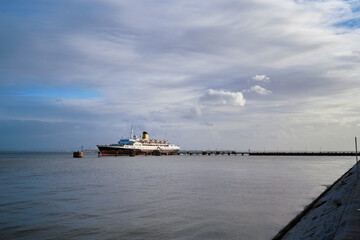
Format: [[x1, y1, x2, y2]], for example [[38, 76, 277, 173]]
[[97, 127, 180, 156]]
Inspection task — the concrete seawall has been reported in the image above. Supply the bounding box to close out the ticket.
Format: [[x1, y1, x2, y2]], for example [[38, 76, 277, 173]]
[[273, 162, 360, 240]]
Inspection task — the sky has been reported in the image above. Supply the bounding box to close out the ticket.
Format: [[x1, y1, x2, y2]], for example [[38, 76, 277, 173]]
[[0, 0, 360, 151]]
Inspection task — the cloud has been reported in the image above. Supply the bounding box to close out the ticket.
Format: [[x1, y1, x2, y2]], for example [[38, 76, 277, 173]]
[[0, 0, 360, 150], [252, 75, 270, 82], [200, 89, 246, 106], [250, 85, 272, 95], [183, 107, 202, 119]]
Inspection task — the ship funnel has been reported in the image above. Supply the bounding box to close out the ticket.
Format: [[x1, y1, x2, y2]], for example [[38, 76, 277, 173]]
[[142, 131, 149, 140]]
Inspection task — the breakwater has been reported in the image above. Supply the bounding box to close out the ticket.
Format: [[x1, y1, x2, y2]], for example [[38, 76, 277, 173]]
[[249, 151, 357, 156], [179, 150, 242, 155], [179, 150, 357, 156], [273, 162, 360, 239]]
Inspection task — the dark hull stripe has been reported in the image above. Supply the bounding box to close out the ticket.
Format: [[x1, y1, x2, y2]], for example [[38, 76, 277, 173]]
[[97, 146, 179, 156]]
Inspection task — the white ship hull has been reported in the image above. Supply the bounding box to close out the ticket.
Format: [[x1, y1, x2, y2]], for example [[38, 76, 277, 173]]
[[97, 128, 180, 156]]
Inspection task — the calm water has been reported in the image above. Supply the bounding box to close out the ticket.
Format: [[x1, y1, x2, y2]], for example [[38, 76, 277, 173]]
[[0, 152, 355, 239]]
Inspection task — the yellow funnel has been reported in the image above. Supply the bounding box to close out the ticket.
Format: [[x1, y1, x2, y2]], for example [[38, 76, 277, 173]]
[[142, 131, 149, 139]]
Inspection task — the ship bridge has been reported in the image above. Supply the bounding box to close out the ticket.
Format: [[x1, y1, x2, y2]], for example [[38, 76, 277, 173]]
[[118, 139, 136, 146]]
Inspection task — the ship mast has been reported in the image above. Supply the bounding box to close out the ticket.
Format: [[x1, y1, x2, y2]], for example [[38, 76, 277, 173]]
[[130, 124, 134, 139]]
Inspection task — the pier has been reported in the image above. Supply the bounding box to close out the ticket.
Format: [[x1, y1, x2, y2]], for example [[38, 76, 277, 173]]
[[179, 150, 358, 156], [249, 151, 357, 156], [179, 150, 245, 156]]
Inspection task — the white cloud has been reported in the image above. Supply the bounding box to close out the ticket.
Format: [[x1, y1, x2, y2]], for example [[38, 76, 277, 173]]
[[250, 85, 272, 95], [1, 0, 360, 151], [200, 89, 246, 106], [252, 75, 270, 82]]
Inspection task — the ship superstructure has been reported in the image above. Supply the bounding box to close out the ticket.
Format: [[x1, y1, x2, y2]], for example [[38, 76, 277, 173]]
[[97, 126, 180, 156]]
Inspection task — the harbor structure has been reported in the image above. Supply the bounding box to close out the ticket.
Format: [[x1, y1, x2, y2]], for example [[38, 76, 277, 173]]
[[73, 151, 83, 158], [179, 150, 358, 156], [273, 137, 360, 239], [73, 146, 84, 158]]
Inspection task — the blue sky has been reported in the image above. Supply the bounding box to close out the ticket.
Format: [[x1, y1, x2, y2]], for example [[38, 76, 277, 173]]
[[1, 0, 360, 151], [0, 86, 100, 99]]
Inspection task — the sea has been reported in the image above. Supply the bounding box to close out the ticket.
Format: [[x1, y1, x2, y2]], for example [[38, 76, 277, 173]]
[[0, 152, 355, 240]]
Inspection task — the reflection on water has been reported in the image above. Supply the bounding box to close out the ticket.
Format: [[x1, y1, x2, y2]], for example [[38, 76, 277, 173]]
[[0, 152, 355, 239]]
